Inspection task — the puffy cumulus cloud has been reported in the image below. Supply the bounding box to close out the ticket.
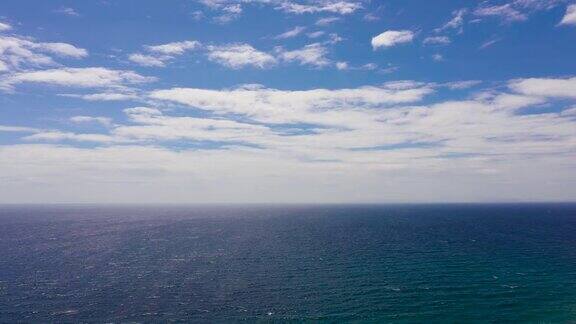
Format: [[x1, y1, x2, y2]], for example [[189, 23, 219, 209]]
[[559, 4, 576, 25], [371, 30, 414, 50], [509, 77, 576, 98], [4, 77, 576, 203], [0, 35, 87, 73], [129, 40, 201, 67], [1, 67, 155, 91], [4, 89, 576, 202], [276, 43, 331, 67], [206, 43, 277, 69]]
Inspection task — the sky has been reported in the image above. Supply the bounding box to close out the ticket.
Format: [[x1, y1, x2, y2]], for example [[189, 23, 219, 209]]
[[0, 0, 575, 204]]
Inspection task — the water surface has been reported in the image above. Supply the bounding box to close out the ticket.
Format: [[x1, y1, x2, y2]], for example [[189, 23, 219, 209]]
[[1, 204, 575, 322]]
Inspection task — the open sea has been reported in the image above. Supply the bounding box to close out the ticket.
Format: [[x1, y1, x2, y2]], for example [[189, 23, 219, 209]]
[[0, 204, 575, 323]]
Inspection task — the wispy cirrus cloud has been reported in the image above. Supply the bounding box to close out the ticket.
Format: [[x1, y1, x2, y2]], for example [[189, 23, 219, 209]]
[[474, 4, 527, 22], [277, 1, 362, 15], [435, 9, 467, 33], [1, 67, 155, 91], [54, 7, 80, 17], [315, 16, 340, 26], [274, 26, 306, 39], [276, 43, 331, 67], [423, 36, 451, 45], [128, 40, 201, 67]]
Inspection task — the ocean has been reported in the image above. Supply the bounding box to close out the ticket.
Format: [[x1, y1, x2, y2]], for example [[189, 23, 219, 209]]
[[0, 204, 575, 322]]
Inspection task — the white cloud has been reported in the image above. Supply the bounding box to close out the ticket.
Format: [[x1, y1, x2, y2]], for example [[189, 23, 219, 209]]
[[36, 42, 88, 58], [480, 38, 501, 49], [274, 26, 306, 39], [200, 1, 244, 23], [336, 61, 348, 70], [70, 116, 113, 126], [559, 4, 576, 25], [214, 4, 242, 23], [371, 30, 414, 49], [423, 36, 451, 45], [474, 4, 527, 22], [60, 92, 140, 101], [432, 54, 444, 62], [128, 53, 167, 67], [129, 40, 201, 67], [0, 35, 88, 72], [145, 40, 201, 55], [509, 77, 576, 98], [54, 7, 80, 17], [24, 131, 116, 143], [307, 31, 325, 38], [561, 106, 576, 116], [435, 9, 467, 33], [363, 13, 380, 22], [115, 107, 274, 143], [207, 43, 277, 69], [0, 22, 12, 32], [361, 63, 378, 70], [443, 80, 482, 90], [316, 17, 340, 26], [0, 125, 39, 133], [197, 0, 360, 24], [278, 1, 362, 15], [277, 43, 331, 67], [149, 83, 434, 125], [326, 33, 344, 44], [1, 67, 155, 91], [3, 76, 576, 203], [513, 0, 565, 11]]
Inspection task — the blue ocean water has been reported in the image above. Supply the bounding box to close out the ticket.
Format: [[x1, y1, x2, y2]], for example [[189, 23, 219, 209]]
[[0, 204, 575, 322]]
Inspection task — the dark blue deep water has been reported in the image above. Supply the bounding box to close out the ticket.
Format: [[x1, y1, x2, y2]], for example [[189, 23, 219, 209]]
[[1, 204, 575, 323]]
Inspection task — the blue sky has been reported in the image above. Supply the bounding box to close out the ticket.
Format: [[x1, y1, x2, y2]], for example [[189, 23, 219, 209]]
[[0, 0, 575, 203]]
